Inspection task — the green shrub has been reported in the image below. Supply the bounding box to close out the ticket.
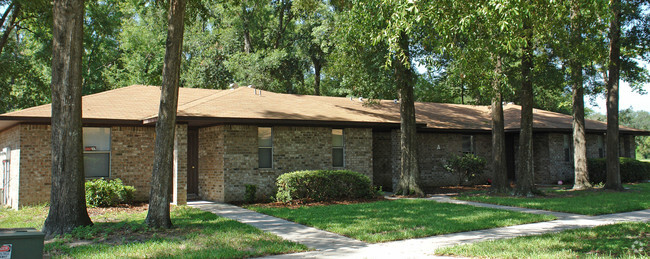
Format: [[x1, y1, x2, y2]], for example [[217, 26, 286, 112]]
[[587, 157, 650, 184], [245, 184, 257, 203], [85, 178, 135, 207], [275, 170, 375, 203], [444, 153, 487, 186]]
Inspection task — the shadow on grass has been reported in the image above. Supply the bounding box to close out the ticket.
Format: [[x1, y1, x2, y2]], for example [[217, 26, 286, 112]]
[[43, 207, 308, 259], [456, 183, 650, 215], [437, 222, 650, 258], [250, 199, 555, 243]]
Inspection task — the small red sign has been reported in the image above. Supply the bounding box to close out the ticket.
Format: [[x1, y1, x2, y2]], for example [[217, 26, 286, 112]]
[[0, 245, 9, 252]]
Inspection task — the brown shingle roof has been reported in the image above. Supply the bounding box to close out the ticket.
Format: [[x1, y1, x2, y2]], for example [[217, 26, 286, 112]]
[[0, 85, 647, 135]]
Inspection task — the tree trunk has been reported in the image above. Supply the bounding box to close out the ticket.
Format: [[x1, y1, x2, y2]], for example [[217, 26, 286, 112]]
[[514, 16, 537, 196], [490, 55, 509, 193], [274, 0, 285, 49], [242, 3, 253, 54], [572, 74, 590, 190], [570, 0, 590, 190], [394, 31, 424, 196], [274, 0, 292, 49], [605, 0, 622, 191], [42, 0, 93, 237], [145, 0, 186, 229], [0, 2, 20, 55], [312, 55, 321, 95]]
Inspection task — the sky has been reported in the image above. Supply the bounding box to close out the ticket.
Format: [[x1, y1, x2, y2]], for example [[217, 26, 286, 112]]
[[587, 82, 649, 114], [587, 60, 650, 114]]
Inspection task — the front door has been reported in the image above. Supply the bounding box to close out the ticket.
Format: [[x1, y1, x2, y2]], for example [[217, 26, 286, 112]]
[[187, 128, 199, 197]]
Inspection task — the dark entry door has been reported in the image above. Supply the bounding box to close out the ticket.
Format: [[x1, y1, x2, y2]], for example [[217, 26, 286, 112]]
[[187, 128, 199, 196]]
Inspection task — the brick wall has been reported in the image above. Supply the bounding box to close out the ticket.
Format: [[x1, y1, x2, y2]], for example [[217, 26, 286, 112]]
[[197, 125, 373, 202], [5, 124, 188, 207], [0, 125, 21, 209], [198, 126, 225, 201], [543, 133, 574, 184], [586, 134, 605, 159], [386, 131, 493, 190], [18, 124, 52, 206], [173, 124, 187, 205], [343, 128, 373, 178], [111, 126, 155, 201]]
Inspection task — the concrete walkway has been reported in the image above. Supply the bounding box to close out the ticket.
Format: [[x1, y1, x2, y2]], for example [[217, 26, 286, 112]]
[[423, 195, 581, 219], [188, 201, 367, 251], [188, 200, 650, 259]]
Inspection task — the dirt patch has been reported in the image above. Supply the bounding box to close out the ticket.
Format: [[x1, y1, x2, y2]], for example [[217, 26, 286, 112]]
[[87, 203, 149, 218]]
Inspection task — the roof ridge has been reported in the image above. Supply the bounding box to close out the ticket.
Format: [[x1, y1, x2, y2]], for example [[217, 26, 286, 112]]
[[177, 87, 239, 112], [143, 87, 240, 120]]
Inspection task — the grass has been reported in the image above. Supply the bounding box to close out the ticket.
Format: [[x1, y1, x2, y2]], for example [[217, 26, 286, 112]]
[[437, 222, 650, 258], [455, 183, 650, 216], [249, 199, 555, 243], [0, 204, 308, 258]]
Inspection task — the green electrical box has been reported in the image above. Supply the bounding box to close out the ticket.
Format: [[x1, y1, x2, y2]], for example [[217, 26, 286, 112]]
[[0, 228, 44, 259]]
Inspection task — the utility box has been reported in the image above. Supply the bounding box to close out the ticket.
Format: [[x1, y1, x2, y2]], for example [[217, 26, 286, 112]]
[[0, 228, 44, 259]]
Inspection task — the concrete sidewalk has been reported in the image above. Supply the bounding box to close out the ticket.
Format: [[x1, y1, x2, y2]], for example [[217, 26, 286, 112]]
[[188, 201, 367, 251], [188, 200, 650, 259], [424, 195, 581, 219]]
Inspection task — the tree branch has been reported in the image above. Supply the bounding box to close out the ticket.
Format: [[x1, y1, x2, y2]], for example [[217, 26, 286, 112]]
[[0, 2, 20, 55], [0, 2, 14, 30]]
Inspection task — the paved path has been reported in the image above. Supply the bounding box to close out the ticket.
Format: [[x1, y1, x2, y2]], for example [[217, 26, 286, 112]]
[[423, 195, 581, 219], [188, 201, 367, 251], [188, 200, 650, 259]]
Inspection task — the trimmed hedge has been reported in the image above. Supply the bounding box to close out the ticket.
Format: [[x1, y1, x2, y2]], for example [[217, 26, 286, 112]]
[[587, 157, 650, 184], [275, 170, 375, 203], [85, 178, 135, 207]]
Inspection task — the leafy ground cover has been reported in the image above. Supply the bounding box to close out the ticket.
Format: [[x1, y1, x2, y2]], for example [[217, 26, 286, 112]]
[[455, 183, 650, 215], [249, 199, 555, 243], [0, 204, 307, 258], [437, 222, 650, 258]]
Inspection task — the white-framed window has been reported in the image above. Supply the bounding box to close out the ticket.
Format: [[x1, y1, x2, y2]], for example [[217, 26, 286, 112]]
[[258, 127, 273, 168], [83, 127, 111, 178], [462, 135, 474, 154], [332, 129, 344, 167]]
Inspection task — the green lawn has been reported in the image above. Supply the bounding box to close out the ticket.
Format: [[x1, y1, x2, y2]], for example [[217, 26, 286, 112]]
[[455, 183, 650, 216], [249, 199, 555, 243], [0, 204, 307, 258], [437, 222, 650, 258]]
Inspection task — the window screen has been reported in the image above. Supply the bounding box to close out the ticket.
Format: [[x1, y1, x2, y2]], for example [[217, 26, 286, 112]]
[[83, 127, 111, 178], [462, 135, 474, 154], [332, 129, 344, 167], [258, 127, 273, 168]]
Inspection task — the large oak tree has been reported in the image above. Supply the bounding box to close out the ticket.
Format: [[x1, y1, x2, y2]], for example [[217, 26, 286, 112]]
[[145, 0, 187, 228], [42, 0, 93, 237]]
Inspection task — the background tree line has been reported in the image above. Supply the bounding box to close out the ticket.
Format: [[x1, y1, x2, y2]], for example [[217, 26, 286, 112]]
[[1, 0, 645, 113]]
